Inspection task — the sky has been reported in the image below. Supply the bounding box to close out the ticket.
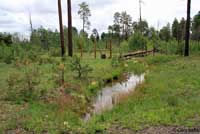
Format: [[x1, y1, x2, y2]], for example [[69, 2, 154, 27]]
[[0, 0, 199, 37]]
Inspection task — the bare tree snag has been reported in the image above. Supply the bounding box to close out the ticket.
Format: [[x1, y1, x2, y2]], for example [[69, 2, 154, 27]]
[[58, 0, 65, 57]]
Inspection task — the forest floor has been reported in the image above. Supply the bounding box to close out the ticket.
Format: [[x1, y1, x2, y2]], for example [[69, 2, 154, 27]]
[[0, 54, 200, 134]]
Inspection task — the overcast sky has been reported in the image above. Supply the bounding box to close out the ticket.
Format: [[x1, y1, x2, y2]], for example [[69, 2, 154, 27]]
[[0, 0, 199, 37]]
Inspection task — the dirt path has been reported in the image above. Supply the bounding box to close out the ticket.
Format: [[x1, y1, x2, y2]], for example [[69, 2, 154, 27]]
[[106, 125, 200, 134]]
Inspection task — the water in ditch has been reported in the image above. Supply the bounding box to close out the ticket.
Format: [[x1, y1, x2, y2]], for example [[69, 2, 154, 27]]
[[84, 73, 145, 122]]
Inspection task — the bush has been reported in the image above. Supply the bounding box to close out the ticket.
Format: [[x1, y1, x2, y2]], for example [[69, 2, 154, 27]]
[[22, 66, 41, 101], [6, 66, 41, 102], [27, 50, 38, 62], [52, 62, 65, 86], [0, 44, 14, 64], [87, 81, 100, 95], [70, 56, 93, 78], [4, 54, 13, 64], [128, 33, 147, 51], [6, 73, 22, 101], [119, 41, 129, 55]]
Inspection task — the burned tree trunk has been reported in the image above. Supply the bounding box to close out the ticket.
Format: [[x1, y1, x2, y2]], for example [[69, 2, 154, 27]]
[[109, 39, 112, 58], [67, 0, 73, 57], [58, 0, 65, 57], [185, 0, 191, 57], [94, 40, 96, 59]]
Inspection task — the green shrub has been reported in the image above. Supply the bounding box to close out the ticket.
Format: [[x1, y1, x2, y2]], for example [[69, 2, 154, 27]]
[[119, 41, 129, 55], [22, 66, 41, 101], [52, 62, 65, 86], [70, 56, 93, 78], [0, 44, 14, 64], [128, 33, 147, 51], [4, 54, 13, 64], [87, 81, 100, 95], [70, 93, 88, 115], [27, 50, 38, 62], [6, 66, 41, 102], [6, 73, 22, 101]]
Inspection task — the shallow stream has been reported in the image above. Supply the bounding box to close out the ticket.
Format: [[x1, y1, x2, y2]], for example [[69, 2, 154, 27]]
[[84, 73, 145, 121]]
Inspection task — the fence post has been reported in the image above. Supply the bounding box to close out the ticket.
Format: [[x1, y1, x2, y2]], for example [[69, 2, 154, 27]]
[[80, 39, 83, 57], [94, 40, 96, 59], [110, 39, 112, 58]]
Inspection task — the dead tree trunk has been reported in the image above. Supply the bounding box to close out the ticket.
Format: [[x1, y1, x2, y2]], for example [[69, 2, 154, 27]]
[[185, 0, 191, 57], [67, 0, 73, 57], [109, 39, 112, 58], [58, 0, 65, 57], [80, 39, 83, 57], [94, 40, 96, 59]]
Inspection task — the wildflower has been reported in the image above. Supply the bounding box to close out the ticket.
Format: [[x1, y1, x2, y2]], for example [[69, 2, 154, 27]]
[[91, 81, 97, 86], [58, 63, 65, 70], [63, 121, 68, 126], [124, 64, 128, 67]]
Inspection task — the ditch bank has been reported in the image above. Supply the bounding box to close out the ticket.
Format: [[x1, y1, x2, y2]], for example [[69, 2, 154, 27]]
[[84, 73, 145, 122]]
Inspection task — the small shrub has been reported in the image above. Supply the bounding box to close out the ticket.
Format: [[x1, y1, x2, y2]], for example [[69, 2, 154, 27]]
[[6, 66, 41, 102], [14, 57, 22, 67], [87, 81, 100, 95], [22, 66, 41, 101], [4, 54, 13, 64], [70, 56, 93, 78], [71, 93, 87, 115], [6, 73, 22, 101], [27, 50, 38, 62], [52, 62, 65, 86]]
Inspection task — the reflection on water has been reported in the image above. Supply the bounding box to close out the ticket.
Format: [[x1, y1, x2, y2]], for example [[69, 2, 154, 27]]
[[84, 74, 145, 122]]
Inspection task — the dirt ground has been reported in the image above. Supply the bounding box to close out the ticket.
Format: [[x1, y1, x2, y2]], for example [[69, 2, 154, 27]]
[[106, 125, 200, 134]]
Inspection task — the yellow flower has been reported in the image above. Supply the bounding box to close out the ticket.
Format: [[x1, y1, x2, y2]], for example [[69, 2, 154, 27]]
[[58, 63, 65, 70], [63, 121, 68, 126], [124, 64, 128, 67], [91, 81, 97, 86]]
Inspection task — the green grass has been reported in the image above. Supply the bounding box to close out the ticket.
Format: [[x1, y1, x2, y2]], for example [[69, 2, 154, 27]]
[[0, 53, 145, 133], [85, 55, 200, 132], [1, 53, 200, 133], [19, 102, 81, 134]]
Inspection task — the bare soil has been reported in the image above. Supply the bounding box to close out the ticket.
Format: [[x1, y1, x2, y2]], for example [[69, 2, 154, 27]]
[[106, 125, 200, 134]]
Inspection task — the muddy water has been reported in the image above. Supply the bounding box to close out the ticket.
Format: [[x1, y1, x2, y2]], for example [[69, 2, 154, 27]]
[[84, 74, 145, 122]]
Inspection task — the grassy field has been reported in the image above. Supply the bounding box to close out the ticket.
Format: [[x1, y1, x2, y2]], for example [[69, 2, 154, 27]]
[[0, 54, 200, 133], [85, 55, 200, 133], [0, 53, 146, 134]]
